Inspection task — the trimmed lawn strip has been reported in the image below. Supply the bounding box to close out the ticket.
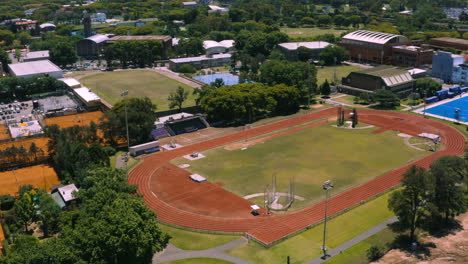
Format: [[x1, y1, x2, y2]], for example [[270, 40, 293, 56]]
[[317, 66, 362, 86], [324, 228, 397, 264], [81, 70, 196, 111], [161, 258, 233, 264], [226, 191, 395, 264], [280, 27, 348, 38], [160, 224, 241, 251]]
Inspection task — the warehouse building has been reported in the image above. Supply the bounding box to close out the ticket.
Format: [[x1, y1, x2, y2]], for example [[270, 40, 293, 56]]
[[432, 51, 464, 83], [339, 30, 410, 64], [8, 60, 63, 78], [278, 41, 331, 61], [76, 34, 110, 57], [23, 50, 50, 62], [169, 53, 232, 71], [391, 45, 434, 67], [340, 65, 415, 96], [429, 37, 468, 51]]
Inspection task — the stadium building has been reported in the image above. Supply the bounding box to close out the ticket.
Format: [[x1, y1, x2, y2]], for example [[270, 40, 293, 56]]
[[340, 65, 415, 96], [278, 41, 331, 61], [339, 30, 411, 64]]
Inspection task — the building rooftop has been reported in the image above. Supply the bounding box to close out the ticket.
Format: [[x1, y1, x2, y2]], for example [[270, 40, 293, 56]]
[[430, 37, 468, 46], [39, 23, 55, 29], [108, 35, 171, 42], [356, 65, 414, 86], [59, 78, 81, 88], [203, 40, 234, 50], [183, 1, 197, 5], [58, 184, 78, 202], [74, 87, 100, 102], [86, 34, 110, 44], [23, 50, 49, 60], [170, 53, 231, 64], [342, 30, 408, 45], [392, 45, 432, 52], [156, 112, 193, 125], [278, 41, 331, 50], [8, 60, 62, 76]]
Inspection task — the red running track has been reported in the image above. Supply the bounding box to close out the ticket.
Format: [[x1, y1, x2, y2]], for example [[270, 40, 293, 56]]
[[128, 108, 465, 245]]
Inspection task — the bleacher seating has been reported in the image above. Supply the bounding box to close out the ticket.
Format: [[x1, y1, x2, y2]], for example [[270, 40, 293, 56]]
[[166, 117, 207, 136], [151, 128, 169, 139]]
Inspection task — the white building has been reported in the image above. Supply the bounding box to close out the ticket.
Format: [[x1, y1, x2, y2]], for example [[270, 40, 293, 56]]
[[8, 60, 63, 78], [278, 41, 331, 61], [203, 40, 235, 55], [73, 87, 101, 107], [23, 50, 49, 62], [59, 78, 81, 88], [208, 5, 229, 13]]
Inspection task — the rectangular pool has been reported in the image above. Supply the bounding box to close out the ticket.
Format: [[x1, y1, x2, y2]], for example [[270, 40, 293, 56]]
[[424, 96, 468, 122]]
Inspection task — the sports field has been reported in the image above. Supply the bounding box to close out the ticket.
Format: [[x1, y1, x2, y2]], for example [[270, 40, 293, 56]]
[[281, 27, 348, 38], [316, 65, 361, 85], [0, 165, 60, 196], [80, 70, 196, 111], [44, 111, 105, 129], [172, 123, 428, 210]]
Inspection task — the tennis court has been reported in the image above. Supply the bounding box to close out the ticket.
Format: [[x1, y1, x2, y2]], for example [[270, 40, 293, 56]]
[[44, 111, 105, 129], [424, 96, 468, 123], [193, 73, 252, 86], [0, 165, 60, 196]]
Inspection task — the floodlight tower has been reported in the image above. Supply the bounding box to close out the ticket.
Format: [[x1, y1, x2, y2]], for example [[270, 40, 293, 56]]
[[321, 180, 334, 259], [121, 90, 130, 176]]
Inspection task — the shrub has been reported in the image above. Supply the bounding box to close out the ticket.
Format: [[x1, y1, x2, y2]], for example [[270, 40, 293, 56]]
[[0, 195, 15, 211], [177, 64, 197, 74], [367, 245, 384, 262]]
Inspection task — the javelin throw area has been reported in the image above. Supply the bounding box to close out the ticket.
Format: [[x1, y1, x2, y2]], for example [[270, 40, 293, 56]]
[[128, 108, 465, 245]]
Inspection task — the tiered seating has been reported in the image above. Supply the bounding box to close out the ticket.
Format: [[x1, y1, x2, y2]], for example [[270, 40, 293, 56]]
[[166, 117, 207, 135]]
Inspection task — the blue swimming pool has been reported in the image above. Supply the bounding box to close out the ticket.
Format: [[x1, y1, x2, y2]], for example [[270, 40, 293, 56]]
[[193, 73, 252, 86], [424, 96, 468, 122]]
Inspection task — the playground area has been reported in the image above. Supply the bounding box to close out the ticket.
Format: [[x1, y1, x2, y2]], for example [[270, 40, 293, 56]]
[[44, 111, 105, 129], [129, 108, 465, 245], [0, 165, 60, 196]]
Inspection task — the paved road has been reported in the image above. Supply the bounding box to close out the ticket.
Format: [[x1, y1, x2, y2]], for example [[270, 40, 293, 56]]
[[305, 217, 398, 264], [153, 238, 254, 264]]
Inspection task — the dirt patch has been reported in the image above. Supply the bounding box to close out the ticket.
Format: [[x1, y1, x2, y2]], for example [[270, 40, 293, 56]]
[[44, 111, 105, 129], [374, 213, 468, 264], [0, 164, 60, 196], [224, 119, 329, 150], [311, 104, 324, 109], [0, 124, 11, 141]]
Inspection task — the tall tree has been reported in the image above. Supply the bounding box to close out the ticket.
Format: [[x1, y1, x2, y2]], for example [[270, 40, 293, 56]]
[[50, 42, 77, 67], [388, 165, 432, 241], [168, 86, 189, 112], [14, 190, 36, 232]]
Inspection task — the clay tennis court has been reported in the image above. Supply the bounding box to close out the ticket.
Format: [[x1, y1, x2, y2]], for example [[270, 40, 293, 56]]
[[0, 124, 11, 141], [129, 108, 465, 245], [0, 165, 60, 196], [0, 137, 50, 155], [44, 111, 105, 129]]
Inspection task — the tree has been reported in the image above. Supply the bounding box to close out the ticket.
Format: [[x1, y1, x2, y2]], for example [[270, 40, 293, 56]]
[[415, 77, 441, 98], [177, 64, 197, 74], [374, 89, 400, 108], [14, 190, 35, 232], [50, 42, 77, 67], [297, 46, 313, 62], [0, 30, 15, 46], [320, 79, 331, 96], [101, 97, 157, 146], [211, 78, 225, 88], [17, 32, 31, 45], [367, 246, 384, 262], [0, 48, 11, 72], [430, 156, 467, 222], [319, 45, 349, 65], [349, 15, 361, 28], [168, 86, 189, 112], [29, 142, 40, 162], [37, 190, 61, 237], [318, 15, 332, 26], [388, 165, 432, 241]]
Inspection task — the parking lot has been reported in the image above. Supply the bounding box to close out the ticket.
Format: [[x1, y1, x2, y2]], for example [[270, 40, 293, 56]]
[[0, 101, 34, 125]]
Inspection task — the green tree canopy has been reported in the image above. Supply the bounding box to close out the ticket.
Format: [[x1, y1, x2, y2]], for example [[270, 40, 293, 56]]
[[168, 86, 189, 112]]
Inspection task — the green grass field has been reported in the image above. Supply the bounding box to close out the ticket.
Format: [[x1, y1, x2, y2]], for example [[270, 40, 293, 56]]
[[172, 123, 427, 210], [324, 228, 397, 264], [159, 225, 241, 251], [80, 70, 196, 111], [281, 27, 348, 38], [226, 191, 396, 264], [162, 258, 233, 264], [330, 95, 357, 105], [317, 65, 361, 85]]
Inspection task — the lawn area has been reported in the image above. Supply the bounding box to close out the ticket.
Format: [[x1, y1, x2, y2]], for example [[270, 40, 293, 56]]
[[324, 228, 397, 264], [317, 65, 361, 85], [226, 191, 396, 264], [162, 258, 233, 264], [110, 151, 140, 171], [171, 123, 428, 210], [80, 70, 196, 111], [330, 94, 356, 105], [160, 224, 241, 251], [281, 27, 348, 38]]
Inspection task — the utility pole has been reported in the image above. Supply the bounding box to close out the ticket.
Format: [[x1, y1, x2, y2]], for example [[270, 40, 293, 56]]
[[121, 90, 130, 176], [321, 180, 334, 260]]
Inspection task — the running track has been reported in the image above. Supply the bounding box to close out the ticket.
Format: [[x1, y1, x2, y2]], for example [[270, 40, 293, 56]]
[[129, 108, 465, 245]]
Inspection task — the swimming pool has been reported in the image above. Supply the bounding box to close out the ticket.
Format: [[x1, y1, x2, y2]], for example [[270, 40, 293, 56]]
[[424, 96, 468, 122], [192, 73, 252, 86]]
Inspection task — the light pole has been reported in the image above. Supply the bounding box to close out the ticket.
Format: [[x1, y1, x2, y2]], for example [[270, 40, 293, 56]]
[[120, 90, 130, 176], [321, 180, 334, 260]]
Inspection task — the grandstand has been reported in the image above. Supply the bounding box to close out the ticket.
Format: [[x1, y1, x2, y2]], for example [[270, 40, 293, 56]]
[[155, 112, 209, 136]]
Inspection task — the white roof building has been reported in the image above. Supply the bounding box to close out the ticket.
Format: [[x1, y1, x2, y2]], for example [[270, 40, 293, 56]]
[[208, 5, 229, 13], [156, 112, 193, 126], [8, 60, 63, 79], [59, 78, 81, 88], [23, 50, 49, 62], [203, 40, 235, 55], [278, 41, 331, 51], [73, 87, 101, 106], [58, 184, 79, 202], [342, 30, 408, 45]]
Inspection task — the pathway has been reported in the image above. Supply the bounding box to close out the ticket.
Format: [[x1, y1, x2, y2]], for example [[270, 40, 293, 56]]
[[305, 217, 398, 264], [153, 238, 253, 264]]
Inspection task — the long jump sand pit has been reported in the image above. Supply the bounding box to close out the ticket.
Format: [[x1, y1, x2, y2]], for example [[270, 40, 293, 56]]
[[129, 108, 466, 245], [44, 111, 105, 129], [0, 137, 50, 155], [0, 165, 60, 196]]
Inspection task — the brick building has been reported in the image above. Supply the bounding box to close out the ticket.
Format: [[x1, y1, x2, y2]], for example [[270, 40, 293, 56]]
[[429, 37, 468, 51], [391, 45, 434, 67]]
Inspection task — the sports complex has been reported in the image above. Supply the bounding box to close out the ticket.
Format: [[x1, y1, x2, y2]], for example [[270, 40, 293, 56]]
[[130, 107, 465, 246]]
